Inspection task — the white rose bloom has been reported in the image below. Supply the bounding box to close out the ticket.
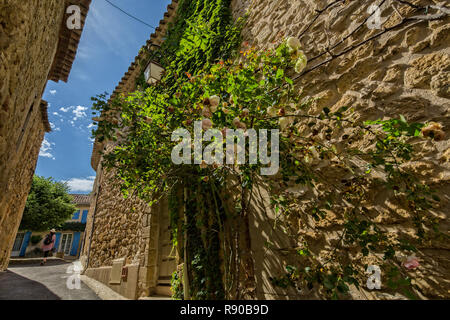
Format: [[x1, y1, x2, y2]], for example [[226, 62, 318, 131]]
[[279, 117, 291, 130], [209, 95, 220, 107], [295, 51, 307, 73], [222, 107, 230, 114], [267, 106, 277, 117], [287, 37, 301, 50], [210, 104, 218, 113], [233, 117, 241, 127]]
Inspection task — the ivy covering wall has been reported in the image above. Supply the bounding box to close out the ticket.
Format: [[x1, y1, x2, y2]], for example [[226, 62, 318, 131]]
[[94, 0, 245, 299]]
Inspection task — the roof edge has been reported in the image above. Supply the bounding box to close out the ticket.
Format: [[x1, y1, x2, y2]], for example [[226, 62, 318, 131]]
[[48, 0, 92, 83]]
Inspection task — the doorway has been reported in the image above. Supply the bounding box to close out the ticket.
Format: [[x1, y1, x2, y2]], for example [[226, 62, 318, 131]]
[[155, 201, 177, 296], [59, 233, 73, 256]]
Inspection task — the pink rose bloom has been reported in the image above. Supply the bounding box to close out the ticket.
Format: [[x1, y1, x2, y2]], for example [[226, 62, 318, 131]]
[[403, 256, 420, 270], [202, 118, 213, 130], [202, 107, 212, 118]]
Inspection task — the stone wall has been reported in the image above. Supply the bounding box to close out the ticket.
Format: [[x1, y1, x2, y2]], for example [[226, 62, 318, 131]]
[[80, 158, 157, 298], [231, 0, 449, 299], [81, 163, 149, 269], [0, 0, 66, 270]]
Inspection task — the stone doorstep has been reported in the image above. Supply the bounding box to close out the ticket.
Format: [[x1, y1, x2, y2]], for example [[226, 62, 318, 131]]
[[80, 274, 172, 300], [80, 274, 128, 300]]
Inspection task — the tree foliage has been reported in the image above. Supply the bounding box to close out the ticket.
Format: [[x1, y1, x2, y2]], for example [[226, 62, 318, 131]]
[[20, 176, 77, 232]]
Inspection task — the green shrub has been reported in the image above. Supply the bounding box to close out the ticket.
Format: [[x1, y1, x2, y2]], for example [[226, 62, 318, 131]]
[[30, 235, 42, 245]]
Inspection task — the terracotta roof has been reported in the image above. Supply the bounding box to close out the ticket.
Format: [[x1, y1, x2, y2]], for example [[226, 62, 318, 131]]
[[91, 0, 179, 171], [70, 194, 92, 206], [39, 100, 52, 132], [48, 0, 92, 82]]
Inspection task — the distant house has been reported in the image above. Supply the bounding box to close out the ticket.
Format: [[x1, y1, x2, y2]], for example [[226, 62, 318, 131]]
[[11, 194, 91, 259]]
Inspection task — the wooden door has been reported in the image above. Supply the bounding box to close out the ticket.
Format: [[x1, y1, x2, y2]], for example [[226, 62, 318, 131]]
[[156, 206, 177, 296]]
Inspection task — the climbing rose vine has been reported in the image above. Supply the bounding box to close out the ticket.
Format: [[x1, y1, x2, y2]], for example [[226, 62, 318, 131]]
[[92, 36, 443, 299]]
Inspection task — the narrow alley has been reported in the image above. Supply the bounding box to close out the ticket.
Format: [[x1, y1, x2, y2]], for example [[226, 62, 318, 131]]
[[0, 259, 99, 300]]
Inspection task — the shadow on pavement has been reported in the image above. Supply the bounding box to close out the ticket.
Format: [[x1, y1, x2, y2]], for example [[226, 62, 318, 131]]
[[8, 260, 71, 268], [0, 270, 61, 300], [8, 257, 71, 268]]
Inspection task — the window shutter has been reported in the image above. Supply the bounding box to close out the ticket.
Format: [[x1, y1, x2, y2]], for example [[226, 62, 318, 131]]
[[81, 210, 88, 223], [54, 233, 61, 251], [70, 232, 81, 256], [19, 232, 32, 257]]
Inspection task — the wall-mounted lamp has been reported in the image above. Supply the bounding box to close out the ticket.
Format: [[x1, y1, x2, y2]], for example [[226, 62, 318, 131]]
[[144, 61, 164, 85]]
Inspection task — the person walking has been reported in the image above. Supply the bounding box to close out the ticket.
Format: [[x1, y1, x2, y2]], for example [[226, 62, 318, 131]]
[[41, 229, 56, 265]]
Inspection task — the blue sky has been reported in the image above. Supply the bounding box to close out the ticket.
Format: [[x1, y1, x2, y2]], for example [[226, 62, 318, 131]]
[[36, 0, 172, 194]]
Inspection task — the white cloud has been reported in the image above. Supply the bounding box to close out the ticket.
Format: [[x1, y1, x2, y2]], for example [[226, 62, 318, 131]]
[[63, 176, 96, 192], [39, 138, 55, 160], [50, 90, 57, 95], [49, 122, 61, 132], [53, 112, 60, 116], [58, 105, 88, 122], [73, 105, 88, 121], [87, 123, 96, 129], [60, 106, 73, 113]]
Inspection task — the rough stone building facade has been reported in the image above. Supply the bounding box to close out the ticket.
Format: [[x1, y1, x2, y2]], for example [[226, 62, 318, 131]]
[[82, 0, 449, 299], [232, 0, 449, 299], [0, 0, 91, 271]]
